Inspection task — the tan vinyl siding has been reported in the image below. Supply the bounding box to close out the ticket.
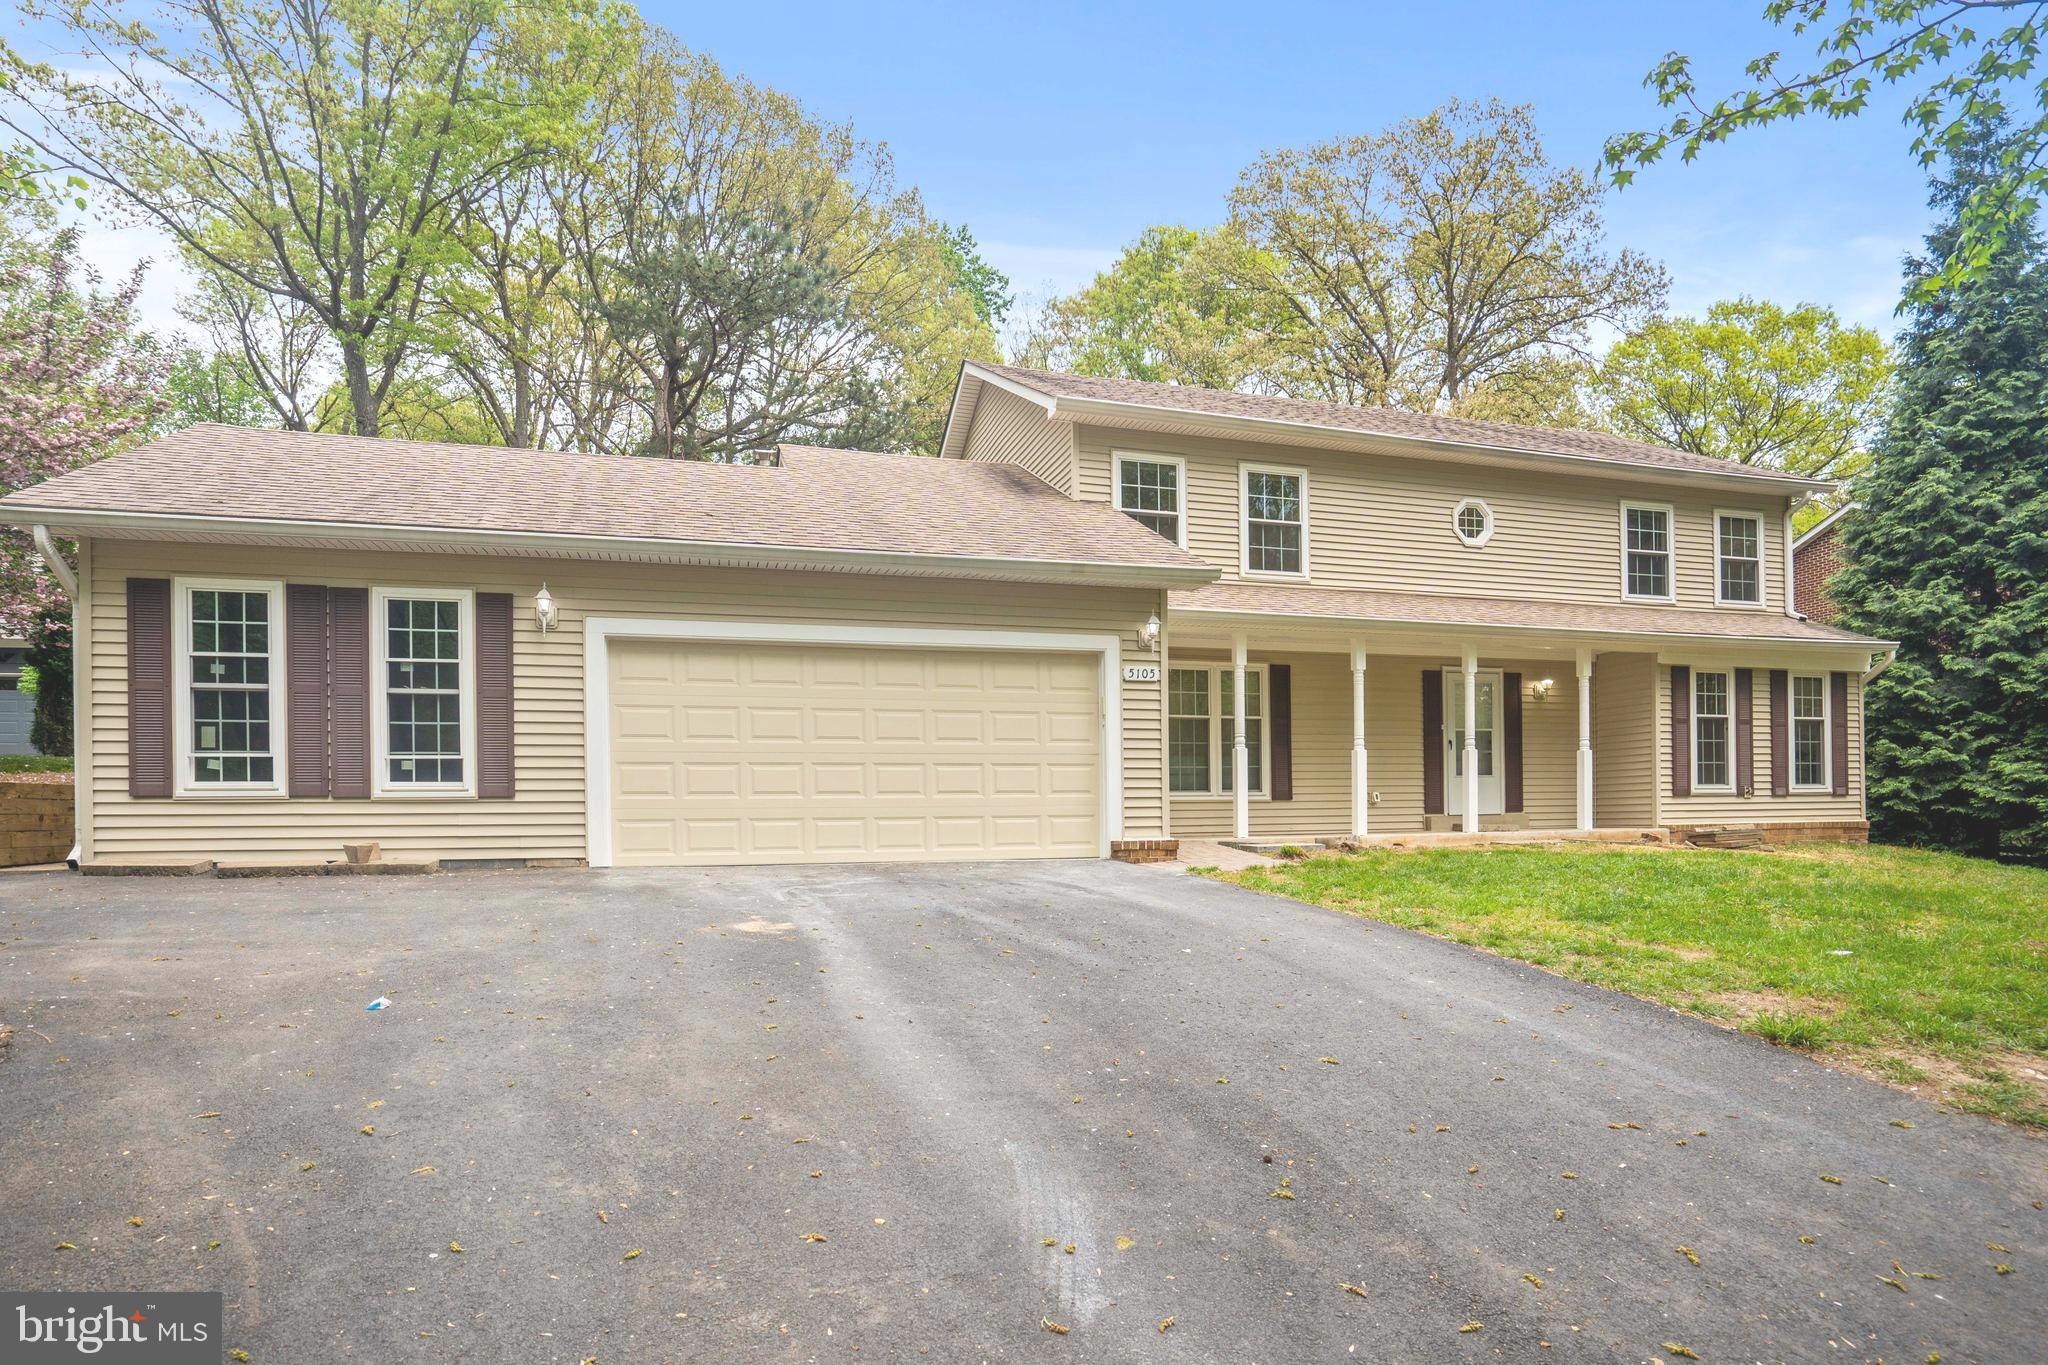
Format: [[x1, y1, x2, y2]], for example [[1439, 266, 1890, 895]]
[[961, 386, 1077, 495], [1656, 663, 1865, 824], [1165, 651, 1581, 838], [1593, 651, 1659, 826], [82, 540, 1162, 863], [1075, 423, 1790, 613]]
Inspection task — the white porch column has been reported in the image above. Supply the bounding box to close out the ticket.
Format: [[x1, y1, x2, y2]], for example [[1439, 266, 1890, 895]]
[[1575, 647, 1595, 832], [1231, 632, 1250, 841], [1461, 645, 1480, 835], [1350, 643, 1369, 839]]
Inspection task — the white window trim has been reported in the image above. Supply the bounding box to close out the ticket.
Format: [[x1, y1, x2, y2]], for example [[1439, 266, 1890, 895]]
[[1713, 509, 1768, 609], [1620, 500, 1678, 603], [580, 618, 1124, 867], [371, 586, 478, 799], [1239, 463, 1310, 579], [1113, 450, 1189, 549], [1452, 497, 1495, 548], [1789, 672, 1832, 792], [172, 576, 288, 798], [1690, 667, 1736, 794], [1167, 662, 1272, 800]]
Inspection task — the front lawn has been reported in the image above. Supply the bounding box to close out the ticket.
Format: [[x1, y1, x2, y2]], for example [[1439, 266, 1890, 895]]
[[1214, 843, 2048, 1127]]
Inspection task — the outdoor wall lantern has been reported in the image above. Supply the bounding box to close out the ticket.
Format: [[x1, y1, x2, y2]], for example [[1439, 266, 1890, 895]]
[[534, 583, 559, 633], [1531, 677, 1556, 702], [1141, 612, 1162, 651]]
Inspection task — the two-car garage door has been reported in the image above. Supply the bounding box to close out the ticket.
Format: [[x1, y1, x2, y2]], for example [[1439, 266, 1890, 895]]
[[606, 637, 1102, 865]]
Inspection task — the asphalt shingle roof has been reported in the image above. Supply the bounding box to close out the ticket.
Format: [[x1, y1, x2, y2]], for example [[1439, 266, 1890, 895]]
[[1171, 580, 1888, 646], [976, 363, 1815, 485], [0, 425, 1212, 573]]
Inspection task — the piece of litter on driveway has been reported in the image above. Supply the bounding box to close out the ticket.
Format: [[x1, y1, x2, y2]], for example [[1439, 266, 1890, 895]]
[[366, 996, 394, 1011]]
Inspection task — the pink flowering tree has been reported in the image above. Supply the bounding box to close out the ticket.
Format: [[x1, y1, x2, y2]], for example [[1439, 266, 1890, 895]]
[[0, 226, 169, 634]]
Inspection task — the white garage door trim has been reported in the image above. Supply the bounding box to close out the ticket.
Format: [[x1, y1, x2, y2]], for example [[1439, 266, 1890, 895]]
[[583, 617, 1124, 867]]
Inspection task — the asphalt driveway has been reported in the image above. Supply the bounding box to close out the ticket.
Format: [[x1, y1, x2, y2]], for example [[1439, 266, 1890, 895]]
[[1, 861, 2041, 1363]]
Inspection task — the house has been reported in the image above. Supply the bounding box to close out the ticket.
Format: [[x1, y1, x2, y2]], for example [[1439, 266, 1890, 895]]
[[0, 637, 34, 756], [0, 363, 1893, 869], [1792, 503, 1856, 625]]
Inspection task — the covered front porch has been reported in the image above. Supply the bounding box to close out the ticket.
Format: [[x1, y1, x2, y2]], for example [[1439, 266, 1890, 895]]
[[1161, 619, 1656, 845]]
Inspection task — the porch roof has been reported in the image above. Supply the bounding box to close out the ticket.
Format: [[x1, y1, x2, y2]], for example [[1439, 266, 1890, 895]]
[[1169, 581, 1893, 648]]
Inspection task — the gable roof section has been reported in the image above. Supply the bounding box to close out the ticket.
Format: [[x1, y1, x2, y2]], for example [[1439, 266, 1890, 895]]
[[0, 425, 1216, 587], [943, 362, 1833, 493], [1793, 501, 1857, 551]]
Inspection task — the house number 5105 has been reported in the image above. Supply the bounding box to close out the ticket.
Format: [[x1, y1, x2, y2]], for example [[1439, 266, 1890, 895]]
[[1122, 664, 1161, 682]]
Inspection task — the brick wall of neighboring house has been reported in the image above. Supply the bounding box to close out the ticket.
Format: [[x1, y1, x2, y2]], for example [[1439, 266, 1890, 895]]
[[1794, 519, 1850, 624], [0, 774, 74, 866]]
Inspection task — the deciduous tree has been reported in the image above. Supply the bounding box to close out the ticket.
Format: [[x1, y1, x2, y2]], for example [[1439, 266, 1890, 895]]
[[1603, 0, 2048, 295], [1594, 298, 1892, 492]]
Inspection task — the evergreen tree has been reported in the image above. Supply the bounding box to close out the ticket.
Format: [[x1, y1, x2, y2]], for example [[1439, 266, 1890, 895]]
[[1835, 126, 2048, 861]]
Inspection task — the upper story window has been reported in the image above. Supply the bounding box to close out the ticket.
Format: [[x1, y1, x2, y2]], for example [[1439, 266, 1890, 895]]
[[1241, 465, 1307, 577], [1452, 498, 1495, 547], [1115, 454, 1186, 547], [1622, 502, 1675, 601], [175, 579, 285, 795], [1791, 674, 1829, 789], [373, 588, 475, 794], [1693, 668, 1733, 791], [1168, 663, 1267, 795], [1715, 512, 1763, 606]]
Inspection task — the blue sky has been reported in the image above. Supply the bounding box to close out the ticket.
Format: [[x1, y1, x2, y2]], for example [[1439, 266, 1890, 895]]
[[28, 0, 1935, 344], [650, 0, 1933, 340]]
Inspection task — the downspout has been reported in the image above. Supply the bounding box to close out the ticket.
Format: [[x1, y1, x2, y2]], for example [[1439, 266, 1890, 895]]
[[1782, 497, 1807, 619], [32, 525, 78, 600], [1862, 648, 1897, 685], [31, 526, 82, 869]]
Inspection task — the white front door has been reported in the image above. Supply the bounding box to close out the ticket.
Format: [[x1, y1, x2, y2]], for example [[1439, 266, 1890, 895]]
[[1445, 670, 1505, 817]]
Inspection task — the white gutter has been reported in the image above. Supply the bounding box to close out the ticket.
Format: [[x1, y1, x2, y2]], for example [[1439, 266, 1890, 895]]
[[31, 525, 77, 599], [0, 505, 1218, 591], [1862, 647, 1898, 684], [1170, 603, 1896, 652]]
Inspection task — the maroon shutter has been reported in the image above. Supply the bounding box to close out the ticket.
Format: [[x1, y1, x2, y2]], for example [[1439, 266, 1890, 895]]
[[1421, 668, 1444, 814], [476, 592, 515, 799], [1734, 668, 1754, 797], [328, 587, 371, 799], [1768, 669, 1790, 797], [1670, 665, 1691, 798], [126, 578, 173, 798], [1266, 663, 1291, 802], [1829, 671, 1850, 797], [286, 584, 330, 797], [1502, 671, 1524, 813]]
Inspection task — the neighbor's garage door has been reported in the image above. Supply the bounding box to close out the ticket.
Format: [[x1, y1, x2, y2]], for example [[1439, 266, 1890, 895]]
[[607, 638, 1102, 865]]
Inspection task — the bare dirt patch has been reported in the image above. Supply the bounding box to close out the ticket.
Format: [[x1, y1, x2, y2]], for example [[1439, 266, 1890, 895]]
[[1835, 1046, 2048, 1124]]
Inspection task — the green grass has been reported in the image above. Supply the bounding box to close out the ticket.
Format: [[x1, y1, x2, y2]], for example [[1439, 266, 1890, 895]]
[[0, 755, 71, 773], [1215, 843, 2048, 1128]]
